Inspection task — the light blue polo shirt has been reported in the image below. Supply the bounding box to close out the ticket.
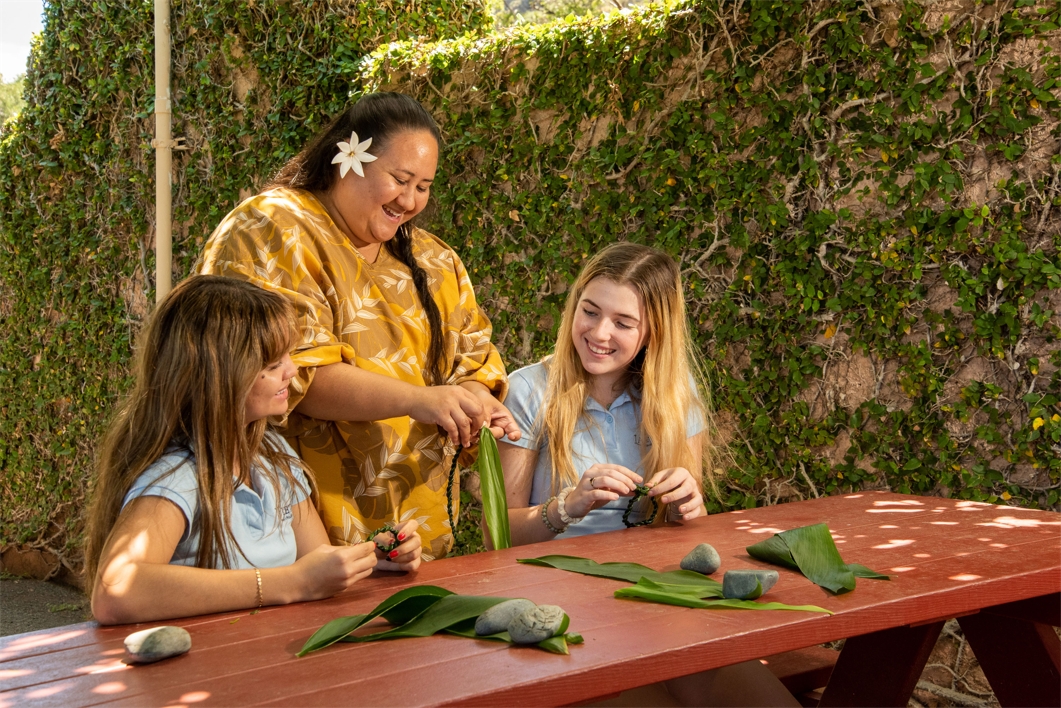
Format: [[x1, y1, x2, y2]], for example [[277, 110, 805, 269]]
[[121, 434, 310, 569], [504, 361, 704, 538]]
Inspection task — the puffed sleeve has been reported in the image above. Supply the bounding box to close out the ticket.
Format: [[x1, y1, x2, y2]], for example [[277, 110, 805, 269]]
[[447, 249, 509, 399], [197, 191, 357, 417]]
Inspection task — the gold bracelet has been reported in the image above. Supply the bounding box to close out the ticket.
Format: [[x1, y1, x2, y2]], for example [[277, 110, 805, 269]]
[[254, 569, 263, 608], [540, 497, 566, 535]]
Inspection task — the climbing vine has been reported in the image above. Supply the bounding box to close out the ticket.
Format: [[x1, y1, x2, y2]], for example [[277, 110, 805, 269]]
[[0, 0, 1057, 579], [360, 0, 1060, 512]]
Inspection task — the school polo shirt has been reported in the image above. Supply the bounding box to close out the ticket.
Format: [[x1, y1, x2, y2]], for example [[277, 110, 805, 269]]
[[121, 435, 310, 569], [504, 361, 704, 539]]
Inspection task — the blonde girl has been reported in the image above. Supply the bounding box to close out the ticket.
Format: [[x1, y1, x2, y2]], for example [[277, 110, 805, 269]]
[[498, 244, 799, 707], [499, 242, 714, 543], [85, 276, 421, 625]]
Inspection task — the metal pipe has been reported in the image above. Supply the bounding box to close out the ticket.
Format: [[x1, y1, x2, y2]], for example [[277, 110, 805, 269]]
[[153, 0, 172, 302]]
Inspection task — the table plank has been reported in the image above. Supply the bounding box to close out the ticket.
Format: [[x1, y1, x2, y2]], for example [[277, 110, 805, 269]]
[[1, 493, 1057, 707]]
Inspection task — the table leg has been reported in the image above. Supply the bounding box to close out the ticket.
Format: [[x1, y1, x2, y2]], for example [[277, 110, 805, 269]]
[[817, 620, 944, 707], [958, 611, 1061, 707]]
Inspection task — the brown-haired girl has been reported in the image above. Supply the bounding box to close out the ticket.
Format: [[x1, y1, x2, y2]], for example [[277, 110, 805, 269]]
[[85, 276, 420, 625]]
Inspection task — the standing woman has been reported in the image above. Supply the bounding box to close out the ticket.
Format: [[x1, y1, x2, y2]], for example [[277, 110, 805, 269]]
[[199, 93, 519, 560]]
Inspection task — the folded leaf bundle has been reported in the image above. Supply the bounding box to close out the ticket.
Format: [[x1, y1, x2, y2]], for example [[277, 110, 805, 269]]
[[746, 523, 890, 594], [519, 555, 830, 614], [479, 425, 511, 550], [298, 585, 579, 657]]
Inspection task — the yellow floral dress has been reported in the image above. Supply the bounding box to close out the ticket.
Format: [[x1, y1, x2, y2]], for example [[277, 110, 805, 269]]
[[198, 187, 508, 559]]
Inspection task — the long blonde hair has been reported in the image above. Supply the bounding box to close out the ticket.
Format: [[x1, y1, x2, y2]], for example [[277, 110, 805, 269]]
[[84, 276, 311, 590], [541, 243, 716, 496]]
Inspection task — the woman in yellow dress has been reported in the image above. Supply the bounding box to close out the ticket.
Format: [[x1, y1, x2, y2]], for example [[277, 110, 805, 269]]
[[198, 93, 520, 560]]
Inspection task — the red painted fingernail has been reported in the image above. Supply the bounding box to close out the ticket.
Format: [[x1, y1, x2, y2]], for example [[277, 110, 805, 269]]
[[397, 532, 407, 541], [388, 550, 399, 559]]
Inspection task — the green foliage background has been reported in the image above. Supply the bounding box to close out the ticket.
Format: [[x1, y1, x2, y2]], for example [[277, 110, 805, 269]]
[[1, 0, 1058, 578]]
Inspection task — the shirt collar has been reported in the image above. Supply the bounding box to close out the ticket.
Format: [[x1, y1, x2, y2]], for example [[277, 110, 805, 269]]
[[586, 389, 634, 413]]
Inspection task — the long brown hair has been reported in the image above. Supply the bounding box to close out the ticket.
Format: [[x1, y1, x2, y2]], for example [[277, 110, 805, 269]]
[[541, 243, 718, 496], [84, 276, 310, 590], [267, 92, 450, 385]]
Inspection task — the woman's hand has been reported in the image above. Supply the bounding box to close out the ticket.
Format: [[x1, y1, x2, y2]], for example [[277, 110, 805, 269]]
[[407, 385, 486, 447], [291, 541, 378, 601], [460, 381, 521, 442], [562, 463, 643, 519], [373, 519, 422, 572], [647, 467, 706, 522]]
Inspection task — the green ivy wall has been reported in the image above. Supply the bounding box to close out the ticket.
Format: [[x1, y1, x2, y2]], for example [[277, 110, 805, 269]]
[[1, 0, 1058, 580]]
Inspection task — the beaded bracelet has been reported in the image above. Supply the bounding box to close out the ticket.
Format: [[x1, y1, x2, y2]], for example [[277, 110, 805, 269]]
[[556, 485, 584, 526], [540, 496, 567, 534]]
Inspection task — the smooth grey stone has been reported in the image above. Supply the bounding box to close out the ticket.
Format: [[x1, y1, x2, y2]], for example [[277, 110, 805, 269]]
[[475, 598, 536, 636], [722, 569, 779, 600], [680, 543, 721, 574], [507, 604, 565, 645], [124, 626, 191, 663]]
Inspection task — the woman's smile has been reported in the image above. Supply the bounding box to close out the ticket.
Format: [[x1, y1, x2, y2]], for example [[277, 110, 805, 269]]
[[323, 129, 438, 262]]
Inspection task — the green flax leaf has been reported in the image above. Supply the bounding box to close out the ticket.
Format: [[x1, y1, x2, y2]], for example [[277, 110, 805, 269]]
[[615, 578, 831, 614], [747, 524, 890, 594], [301, 586, 581, 657], [479, 425, 511, 550], [297, 585, 453, 656], [519, 555, 717, 587], [343, 594, 510, 642]]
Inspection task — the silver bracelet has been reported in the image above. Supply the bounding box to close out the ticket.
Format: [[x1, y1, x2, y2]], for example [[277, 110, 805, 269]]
[[557, 485, 585, 526]]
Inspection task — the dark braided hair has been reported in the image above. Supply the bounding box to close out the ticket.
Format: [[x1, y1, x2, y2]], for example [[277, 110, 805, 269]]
[[267, 93, 448, 386]]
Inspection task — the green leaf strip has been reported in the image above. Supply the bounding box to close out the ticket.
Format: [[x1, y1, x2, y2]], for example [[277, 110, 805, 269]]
[[479, 425, 511, 550], [519, 554, 720, 587], [615, 578, 832, 614]]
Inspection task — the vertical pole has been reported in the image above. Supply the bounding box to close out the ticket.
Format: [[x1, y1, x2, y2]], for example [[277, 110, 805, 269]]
[[154, 0, 172, 302]]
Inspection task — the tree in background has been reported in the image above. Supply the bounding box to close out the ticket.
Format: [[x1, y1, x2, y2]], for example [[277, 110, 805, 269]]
[[0, 75, 25, 131]]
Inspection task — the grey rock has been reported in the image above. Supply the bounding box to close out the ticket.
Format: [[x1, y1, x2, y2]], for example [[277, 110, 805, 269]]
[[680, 543, 721, 574], [124, 626, 191, 664], [508, 604, 565, 645], [722, 569, 779, 599], [475, 598, 536, 636]]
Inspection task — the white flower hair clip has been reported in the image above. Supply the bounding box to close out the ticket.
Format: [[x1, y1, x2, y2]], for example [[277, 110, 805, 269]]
[[332, 131, 377, 178]]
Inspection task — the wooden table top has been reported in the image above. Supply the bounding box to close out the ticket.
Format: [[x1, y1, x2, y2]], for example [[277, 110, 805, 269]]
[[2, 491, 1059, 707]]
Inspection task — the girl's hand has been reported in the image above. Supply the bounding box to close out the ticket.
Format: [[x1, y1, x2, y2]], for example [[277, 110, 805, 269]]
[[408, 385, 485, 447], [647, 467, 705, 522], [563, 463, 643, 519], [293, 541, 377, 601], [373, 519, 422, 573]]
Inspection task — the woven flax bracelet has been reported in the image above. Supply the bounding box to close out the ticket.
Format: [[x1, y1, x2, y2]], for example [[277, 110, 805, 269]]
[[540, 496, 566, 534]]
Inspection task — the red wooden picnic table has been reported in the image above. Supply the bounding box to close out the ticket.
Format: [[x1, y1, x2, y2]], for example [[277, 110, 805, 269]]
[[2, 491, 1058, 707]]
